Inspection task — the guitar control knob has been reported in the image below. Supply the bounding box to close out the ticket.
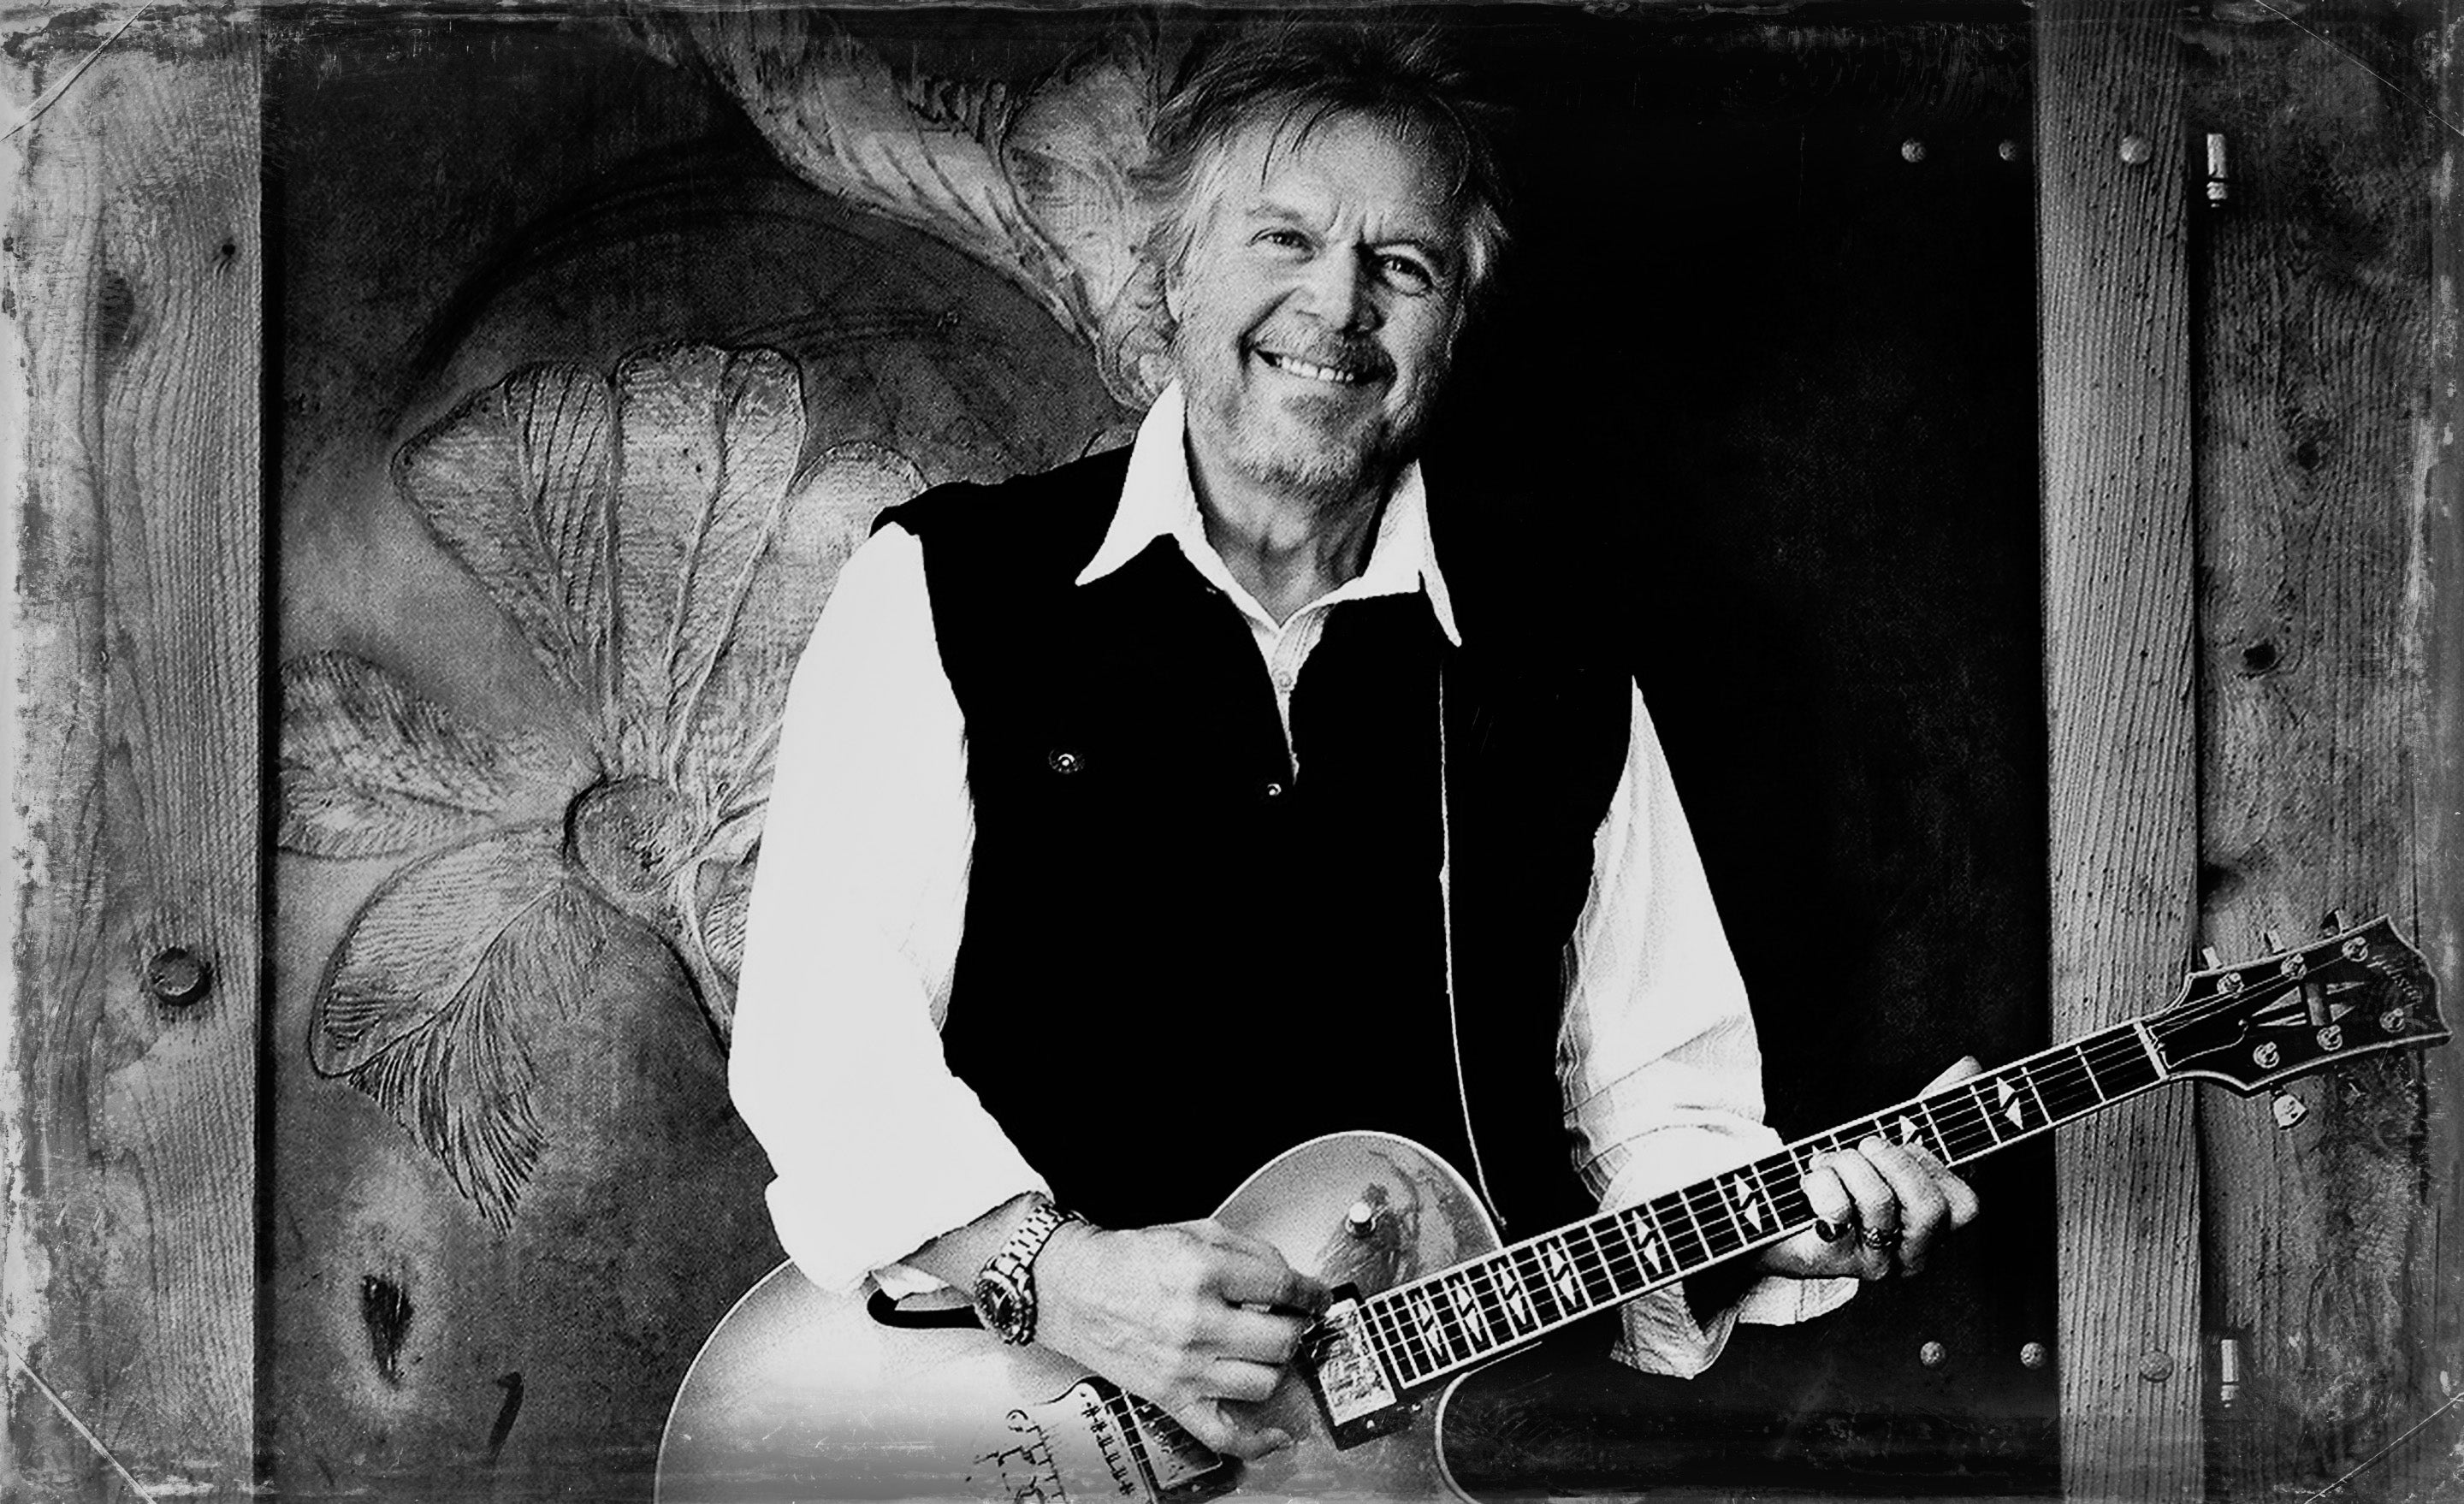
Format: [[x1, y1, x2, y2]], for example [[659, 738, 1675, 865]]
[[2272, 1092, 2308, 1130], [1345, 1200, 1379, 1239]]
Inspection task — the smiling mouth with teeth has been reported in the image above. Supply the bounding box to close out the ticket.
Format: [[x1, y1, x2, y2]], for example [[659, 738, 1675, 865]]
[[1257, 349, 1383, 386]]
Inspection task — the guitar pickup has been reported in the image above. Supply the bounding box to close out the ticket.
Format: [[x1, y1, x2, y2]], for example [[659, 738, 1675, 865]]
[[1302, 1286, 1416, 1449]]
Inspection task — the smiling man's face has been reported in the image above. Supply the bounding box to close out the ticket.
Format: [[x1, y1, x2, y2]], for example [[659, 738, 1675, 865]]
[[1165, 110, 1470, 510]]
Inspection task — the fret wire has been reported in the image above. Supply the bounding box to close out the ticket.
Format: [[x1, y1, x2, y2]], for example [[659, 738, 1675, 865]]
[[1448, 1264, 1502, 1354], [1586, 1212, 1626, 1292], [2035, 1050, 2101, 1119], [1622, 1204, 1676, 1284], [1654, 1190, 1712, 1268], [1371, 1012, 2217, 1390], [1361, 1294, 1413, 1384], [1483, 1250, 1539, 1336], [1461, 1265, 1502, 1351], [1589, 1215, 1639, 1300], [1509, 1242, 1563, 1327], [2017, 1060, 2057, 1124], [1913, 1095, 1952, 1158], [1963, 1079, 2009, 1146], [1532, 1234, 1588, 1318], [1418, 1281, 1469, 1364], [1373, 1294, 1430, 1383], [1728, 1164, 1779, 1245], [1681, 1180, 1739, 1261], [1929, 1088, 1996, 1164], [2075, 1038, 2120, 1103], [1600, 1213, 1648, 1296]]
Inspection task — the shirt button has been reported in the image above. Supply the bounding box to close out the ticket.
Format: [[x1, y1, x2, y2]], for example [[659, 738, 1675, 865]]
[[1265, 781, 1284, 798], [1048, 749, 1084, 776]]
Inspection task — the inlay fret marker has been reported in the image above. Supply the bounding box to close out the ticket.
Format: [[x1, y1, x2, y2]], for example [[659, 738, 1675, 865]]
[[1966, 1081, 2009, 1145], [1539, 1238, 1586, 1312]]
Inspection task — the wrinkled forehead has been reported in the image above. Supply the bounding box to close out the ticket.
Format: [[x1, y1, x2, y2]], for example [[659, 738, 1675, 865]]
[[1185, 106, 1469, 252]]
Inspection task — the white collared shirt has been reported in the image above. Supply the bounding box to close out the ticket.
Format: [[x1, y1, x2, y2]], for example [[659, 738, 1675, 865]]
[[731, 384, 1851, 1379]]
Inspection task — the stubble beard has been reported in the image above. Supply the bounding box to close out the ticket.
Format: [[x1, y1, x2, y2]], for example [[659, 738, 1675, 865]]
[[1182, 349, 1437, 513]]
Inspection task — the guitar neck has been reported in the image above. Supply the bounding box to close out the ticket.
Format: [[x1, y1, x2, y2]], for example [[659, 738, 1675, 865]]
[[1352, 1017, 2169, 1391]]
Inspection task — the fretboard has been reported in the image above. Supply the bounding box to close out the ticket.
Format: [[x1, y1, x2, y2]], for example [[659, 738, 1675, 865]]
[[1351, 1017, 2169, 1391]]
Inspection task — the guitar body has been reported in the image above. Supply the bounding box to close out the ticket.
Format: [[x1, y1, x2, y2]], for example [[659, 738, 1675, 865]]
[[656, 1132, 1506, 1503], [658, 914, 2448, 1504]]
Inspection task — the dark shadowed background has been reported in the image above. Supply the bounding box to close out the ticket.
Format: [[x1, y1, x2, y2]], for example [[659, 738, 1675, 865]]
[[269, 6, 2050, 1498]]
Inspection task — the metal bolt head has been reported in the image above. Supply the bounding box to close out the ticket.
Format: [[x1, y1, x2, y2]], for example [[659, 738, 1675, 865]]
[[1997, 139, 2020, 163], [1900, 139, 1928, 164], [1919, 1341, 1946, 1368], [2139, 1350, 2174, 1383], [145, 948, 210, 1009], [1345, 1200, 1378, 1238], [2020, 1341, 2049, 1371], [2119, 134, 2154, 166]]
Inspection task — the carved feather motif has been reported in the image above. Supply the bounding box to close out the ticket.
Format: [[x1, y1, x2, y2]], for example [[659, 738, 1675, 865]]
[[287, 346, 926, 1229], [688, 14, 1166, 406]]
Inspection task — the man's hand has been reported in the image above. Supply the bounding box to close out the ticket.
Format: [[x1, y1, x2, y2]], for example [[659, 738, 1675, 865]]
[[1034, 1219, 1328, 1461], [1757, 1056, 1985, 1282]]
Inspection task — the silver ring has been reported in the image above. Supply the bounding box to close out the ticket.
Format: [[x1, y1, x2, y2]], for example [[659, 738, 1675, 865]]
[[1859, 1227, 1903, 1252]]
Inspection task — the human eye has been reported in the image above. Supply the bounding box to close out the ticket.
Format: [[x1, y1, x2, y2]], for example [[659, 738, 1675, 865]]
[[1254, 226, 1312, 254], [1376, 252, 1436, 295]]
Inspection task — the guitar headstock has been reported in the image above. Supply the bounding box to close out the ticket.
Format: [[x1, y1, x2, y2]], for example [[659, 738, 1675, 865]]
[[2149, 915, 2446, 1092]]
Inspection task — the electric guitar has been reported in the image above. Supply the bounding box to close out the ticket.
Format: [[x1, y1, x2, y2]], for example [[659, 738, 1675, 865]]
[[657, 915, 2444, 1504]]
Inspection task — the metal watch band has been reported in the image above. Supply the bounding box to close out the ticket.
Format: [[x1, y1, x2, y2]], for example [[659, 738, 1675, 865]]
[[975, 1199, 1076, 1347]]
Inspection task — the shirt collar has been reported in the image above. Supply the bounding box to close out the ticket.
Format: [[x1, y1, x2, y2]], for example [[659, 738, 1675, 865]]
[[1074, 382, 1463, 647]]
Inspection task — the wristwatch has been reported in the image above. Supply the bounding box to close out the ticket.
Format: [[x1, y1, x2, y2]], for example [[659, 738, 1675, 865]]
[[974, 1198, 1079, 1347]]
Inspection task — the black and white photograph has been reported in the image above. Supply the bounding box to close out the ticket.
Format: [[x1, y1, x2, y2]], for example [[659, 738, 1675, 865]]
[[3, 3, 2460, 1502]]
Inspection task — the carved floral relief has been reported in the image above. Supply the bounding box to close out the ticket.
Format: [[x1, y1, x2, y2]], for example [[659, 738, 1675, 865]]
[[281, 346, 926, 1228], [279, 18, 1163, 1232]]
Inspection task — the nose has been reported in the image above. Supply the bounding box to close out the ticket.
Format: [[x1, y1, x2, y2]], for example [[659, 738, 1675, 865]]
[[1298, 247, 1378, 333]]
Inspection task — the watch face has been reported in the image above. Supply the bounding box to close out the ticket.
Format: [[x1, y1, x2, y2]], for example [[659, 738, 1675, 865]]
[[975, 1274, 1024, 1338]]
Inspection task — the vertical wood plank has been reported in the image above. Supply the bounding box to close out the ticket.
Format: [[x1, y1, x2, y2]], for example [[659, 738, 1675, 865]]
[[2185, 12, 2450, 1500], [2036, 3, 2205, 1499], [3, 13, 262, 1499], [2414, 5, 2464, 1497]]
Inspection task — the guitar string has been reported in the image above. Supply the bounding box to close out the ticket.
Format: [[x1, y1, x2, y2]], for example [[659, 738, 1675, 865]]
[[1361, 954, 2424, 1379]]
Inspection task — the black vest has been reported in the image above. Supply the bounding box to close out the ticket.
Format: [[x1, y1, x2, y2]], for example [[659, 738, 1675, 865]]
[[882, 451, 1631, 1236]]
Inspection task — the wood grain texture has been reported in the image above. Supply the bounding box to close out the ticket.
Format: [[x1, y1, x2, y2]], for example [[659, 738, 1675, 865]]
[[4, 13, 262, 1499], [2036, 3, 2205, 1499], [2185, 14, 2453, 1500], [2409, 6, 2464, 1500]]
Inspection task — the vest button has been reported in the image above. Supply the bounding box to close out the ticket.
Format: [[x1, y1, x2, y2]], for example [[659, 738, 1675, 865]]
[[1048, 749, 1084, 776], [1264, 781, 1284, 798]]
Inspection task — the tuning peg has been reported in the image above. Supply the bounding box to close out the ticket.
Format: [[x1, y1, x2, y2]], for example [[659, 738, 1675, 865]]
[[2261, 929, 2285, 955], [2321, 908, 2353, 936], [2271, 1092, 2308, 1130], [2200, 946, 2224, 969]]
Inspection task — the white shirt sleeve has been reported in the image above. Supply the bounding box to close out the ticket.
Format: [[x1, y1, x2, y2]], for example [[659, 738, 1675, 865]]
[[1561, 683, 1857, 1378], [729, 523, 1043, 1294]]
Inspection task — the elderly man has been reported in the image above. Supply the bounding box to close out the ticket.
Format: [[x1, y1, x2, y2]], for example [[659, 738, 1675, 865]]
[[732, 22, 1978, 1471]]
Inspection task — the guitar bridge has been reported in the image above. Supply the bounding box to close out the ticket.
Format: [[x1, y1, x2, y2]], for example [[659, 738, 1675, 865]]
[[1303, 1288, 1416, 1448]]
